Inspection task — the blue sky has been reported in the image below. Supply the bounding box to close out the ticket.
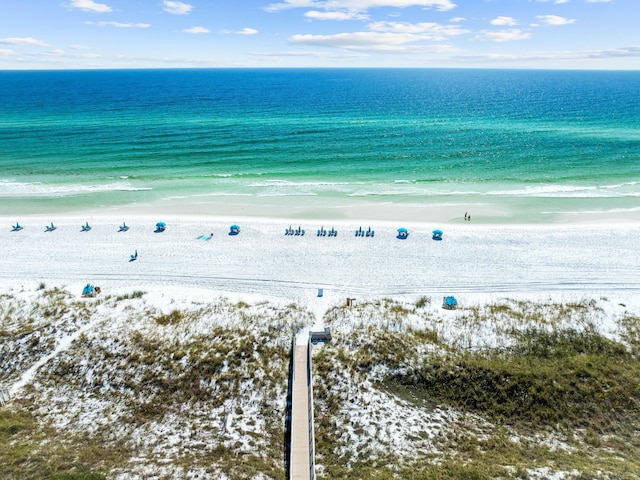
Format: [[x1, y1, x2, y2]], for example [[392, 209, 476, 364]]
[[0, 0, 638, 69]]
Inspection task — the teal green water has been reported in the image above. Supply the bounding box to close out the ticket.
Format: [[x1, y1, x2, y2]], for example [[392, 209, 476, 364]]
[[0, 69, 638, 220]]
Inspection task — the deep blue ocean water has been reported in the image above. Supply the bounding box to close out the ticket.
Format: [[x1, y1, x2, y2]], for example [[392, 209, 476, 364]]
[[0, 69, 639, 220]]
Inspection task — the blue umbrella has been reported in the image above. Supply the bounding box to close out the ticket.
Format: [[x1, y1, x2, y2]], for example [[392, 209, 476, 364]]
[[156, 222, 166, 228], [433, 229, 443, 235], [397, 227, 408, 234]]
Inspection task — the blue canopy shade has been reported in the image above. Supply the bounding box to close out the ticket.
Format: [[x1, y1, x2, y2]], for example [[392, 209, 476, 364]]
[[397, 227, 408, 233], [433, 229, 443, 235], [156, 222, 166, 228], [444, 296, 458, 306]]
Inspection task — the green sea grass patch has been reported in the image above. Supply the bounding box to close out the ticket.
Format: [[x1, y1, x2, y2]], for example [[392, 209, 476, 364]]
[[387, 327, 640, 430]]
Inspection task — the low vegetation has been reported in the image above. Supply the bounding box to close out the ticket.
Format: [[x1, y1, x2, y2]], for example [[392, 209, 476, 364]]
[[1, 288, 639, 479]]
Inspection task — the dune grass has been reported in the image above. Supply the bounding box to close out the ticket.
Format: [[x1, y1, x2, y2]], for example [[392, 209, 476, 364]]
[[2, 290, 639, 479]]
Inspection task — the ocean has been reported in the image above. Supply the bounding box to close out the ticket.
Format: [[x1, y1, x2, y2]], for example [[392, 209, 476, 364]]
[[1, 68, 639, 222]]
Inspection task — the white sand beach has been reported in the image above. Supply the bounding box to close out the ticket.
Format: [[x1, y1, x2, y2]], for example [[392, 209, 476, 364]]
[[2, 213, 639, 313], [2, 212, 640, 479]]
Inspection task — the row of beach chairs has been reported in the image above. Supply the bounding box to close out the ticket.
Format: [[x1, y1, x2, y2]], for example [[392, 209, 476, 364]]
[[10, 222, 440, 240], [285, 225, 305, 236], [317, 226, 338, 237], [355, 226, 375, 237]]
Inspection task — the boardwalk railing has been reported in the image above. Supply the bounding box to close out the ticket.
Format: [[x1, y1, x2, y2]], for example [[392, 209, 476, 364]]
[[307, 338, 316, 480]]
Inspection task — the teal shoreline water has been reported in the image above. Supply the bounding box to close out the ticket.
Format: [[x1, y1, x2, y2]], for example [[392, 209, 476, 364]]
[[1, 69, 639, 223]]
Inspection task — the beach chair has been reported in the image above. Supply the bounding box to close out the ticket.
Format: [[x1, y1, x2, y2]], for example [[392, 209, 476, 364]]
[[118, 222, 129, 232], [129, 250, 138, 262], [81, 222, 91, 232], [45, 222, 56, 232], [11, 223, 23, 232]]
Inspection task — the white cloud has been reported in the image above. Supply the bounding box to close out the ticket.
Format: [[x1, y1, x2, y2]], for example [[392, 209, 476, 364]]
[[530, 0, 569, 3], [535, 15, 575, 26], [68, 0, 112, 13], [0, 37, 49, 47], [491, 16, 518, 26], [250, 49, 367, 58], [305, 10, 369, 20], [86, 21, 151, 28], [266, 0, 457, 13], [183, 26, 210, 34], [163, 1, 193, 15], [369, 21, 468, 39], [69, 44, 91, 50], [222, 27, 259, 35], [0, 49, 15, 56], [450, 17, 465, 23], [586, 0, 612, 2], [289, 31, 459, 52], [473, 29, 532, 42]]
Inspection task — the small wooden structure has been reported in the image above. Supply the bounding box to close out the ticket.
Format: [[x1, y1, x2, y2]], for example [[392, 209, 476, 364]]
[[310, 327, 332, 343]]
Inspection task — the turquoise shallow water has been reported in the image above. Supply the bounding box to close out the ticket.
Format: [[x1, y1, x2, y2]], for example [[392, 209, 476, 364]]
[[0, 69, 639, 221]]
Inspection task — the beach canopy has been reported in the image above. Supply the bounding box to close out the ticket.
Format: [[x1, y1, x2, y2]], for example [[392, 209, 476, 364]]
[[433, 229, 443, 235], [156, 222, 166, 228], [443, 296, 458, 310], [397, 227, 408, 234]]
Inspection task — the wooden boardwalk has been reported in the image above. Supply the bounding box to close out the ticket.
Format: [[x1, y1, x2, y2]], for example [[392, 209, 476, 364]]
[[289, 342, 315, 480]]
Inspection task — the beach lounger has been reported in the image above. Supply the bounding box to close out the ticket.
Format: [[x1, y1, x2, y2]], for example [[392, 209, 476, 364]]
[[129, 250, 138, 262], [118, 222, 129, 232], [45, 222, 56, 232], [11, 223, 23, 232], [81, 222, 91, 232]]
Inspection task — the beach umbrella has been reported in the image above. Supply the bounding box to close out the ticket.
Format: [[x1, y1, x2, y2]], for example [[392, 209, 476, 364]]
[[156, 222, 166, 228], [397, 227, 408, 234], [433, 229, 443, 236]]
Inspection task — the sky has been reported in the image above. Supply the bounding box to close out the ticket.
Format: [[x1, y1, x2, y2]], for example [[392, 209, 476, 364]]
[[0, 0, 638, 69]]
